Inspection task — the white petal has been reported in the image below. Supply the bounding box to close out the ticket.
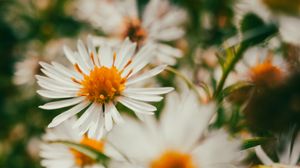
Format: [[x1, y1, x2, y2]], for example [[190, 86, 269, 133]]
[[63, 45, 76, 64], [73, 51, 89, 75], [122, 43, 155, 77], [126, 65, 167, 85], [104, 109, 113, 131], [77, 39, 93, 68], [107, 103, 123, 124], [123, 93, 163, 102], [99, 45, 113, 67], [40, 69, 77, 87], [116, 38, 136, 69], [255, 146, 274, 165], [290, 133, 300, 165], [39, 97, 85, 110], [75, 103, 98, 135], [152, 27, 185, 41], [87, 35, 100, 67], [37, 90, 77, 99], [48, 101, 90, 128], [124, 87, 174, 95], [39, 62, 78, 85], [192, 130, 242, 167], [157, 43, 183, 58], [37, 79, 79, 92], [36, 75, 79, 90], [51, 62, 82, 80], [118, 96, 157, 112]]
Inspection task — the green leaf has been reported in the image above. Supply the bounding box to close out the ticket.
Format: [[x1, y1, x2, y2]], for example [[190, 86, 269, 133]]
[[221, 81, 254, 100], [50, 140, 110, 166], [242, 137, 270, 149], [222, 46, 238, 72], [240, 13, 278, 47]]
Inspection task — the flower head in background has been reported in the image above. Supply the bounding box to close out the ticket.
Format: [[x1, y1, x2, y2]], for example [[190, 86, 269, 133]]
[[36, 37, 173, 139], [254, 130, 300, 168], [237, 47, 288, 88], [108, 91, 243, 168], [13, 38, 72, 97], [75, 0, 187, 65], [215, 47, 288, 89], [40, 118, 108, 168]]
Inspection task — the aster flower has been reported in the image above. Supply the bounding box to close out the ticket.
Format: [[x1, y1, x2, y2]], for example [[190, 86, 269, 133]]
[[13, 38, 71, 88], [36, 37, 173, 139], [235, 0, 300, 46], [254, 131, 300, 168], [215, 47, 288, 89], [75, 0, 187, 65], [108, 91, 243, 168], [40, 118, 123, 168]]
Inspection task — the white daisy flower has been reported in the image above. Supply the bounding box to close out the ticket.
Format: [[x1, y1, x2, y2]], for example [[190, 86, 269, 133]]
[[75, 0, 187, 65], [215, 46, 288, 88], [36, 37, 173, 139], [40, 118, 106, 168], [108, 91, 243, 168], [13, 38, 71, 87], [234, 0, 300, 46], [254, 131, 300, 168]]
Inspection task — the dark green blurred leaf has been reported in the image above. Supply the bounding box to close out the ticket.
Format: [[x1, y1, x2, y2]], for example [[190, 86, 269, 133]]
[[240, 13, 278, 47]]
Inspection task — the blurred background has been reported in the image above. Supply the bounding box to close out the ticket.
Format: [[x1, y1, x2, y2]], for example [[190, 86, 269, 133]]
[[0, 0, 299, 167]]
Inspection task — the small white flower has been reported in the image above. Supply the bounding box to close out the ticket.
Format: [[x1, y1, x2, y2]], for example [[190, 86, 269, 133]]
[[108, 91, 243, 168], [36, 37, 173, 139], [254, 131, 300, 167], [40, 118, 107, 168], [215, 47, 288, 88], [75, 0, 187, 65]]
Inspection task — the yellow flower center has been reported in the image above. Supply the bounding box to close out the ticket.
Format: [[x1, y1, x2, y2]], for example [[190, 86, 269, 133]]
[[151, 150, 197, 168], [250, 59, 283, 88], [70, 136, 104, 167], [122, 18, 147, 46], [78, 66, 126, 103]]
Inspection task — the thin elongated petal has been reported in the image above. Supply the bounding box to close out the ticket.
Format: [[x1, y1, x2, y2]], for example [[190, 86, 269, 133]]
[[74, 103, 98, 135], [106, 103, 123, 124], [255, 146, 274, 165], [126, 65, 167, 85], [51, 62, 82, 80], [105, 110, 113, 131], [63, 46, 76, 64], [99, 45, 113, 67], [77, 40, 93, 68], [118, 96, 157, 112], [124, 87, 174, 95], [39, 97, 85, 110], [123, 93, 163, 102], [37, 90, 77, 99], [48, 101, 90, 128]]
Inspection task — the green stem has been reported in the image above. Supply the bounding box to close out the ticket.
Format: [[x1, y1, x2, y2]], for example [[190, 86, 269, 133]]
[[165, 66, 210, 101], [214, 45, 247, 100]]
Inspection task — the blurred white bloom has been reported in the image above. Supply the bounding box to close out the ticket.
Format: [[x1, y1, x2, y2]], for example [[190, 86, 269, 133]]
[[13, 56, 40, 86], [13, 38, 71, 87], [254, 131, 300, 167], [108, 91, 243, 168], [75, 0, 187, 65], [36, 37, 173, 139], [215, 47, 288, 88], [235, 0, 300, 46], [40, 118, 122, 168]]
